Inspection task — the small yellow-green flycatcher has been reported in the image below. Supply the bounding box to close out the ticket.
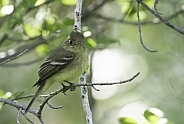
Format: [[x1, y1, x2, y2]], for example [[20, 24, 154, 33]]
[[25, 31, 88, 113]]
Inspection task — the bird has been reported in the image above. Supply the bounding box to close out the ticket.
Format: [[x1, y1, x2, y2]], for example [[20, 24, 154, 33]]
[[25, 30, 88, 113]]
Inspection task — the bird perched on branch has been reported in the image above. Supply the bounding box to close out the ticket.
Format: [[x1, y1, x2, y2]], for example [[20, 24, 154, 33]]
[[25, 31, 88, 113]]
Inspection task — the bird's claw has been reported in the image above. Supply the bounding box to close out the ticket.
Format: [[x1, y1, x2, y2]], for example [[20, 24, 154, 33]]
[[61, 83, 68, 95], [64, 80, 76, 91]]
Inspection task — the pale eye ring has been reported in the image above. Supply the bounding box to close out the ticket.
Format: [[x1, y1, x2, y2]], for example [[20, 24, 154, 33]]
[[68, 39, 73, 45]]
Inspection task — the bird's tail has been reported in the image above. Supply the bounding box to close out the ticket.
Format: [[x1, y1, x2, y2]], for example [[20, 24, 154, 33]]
[[25, 82, 45, 114]]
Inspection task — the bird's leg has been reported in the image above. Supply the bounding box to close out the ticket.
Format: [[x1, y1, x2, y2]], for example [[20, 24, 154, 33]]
[[61, 83, 69, 95], [64, 80, 76, 91]]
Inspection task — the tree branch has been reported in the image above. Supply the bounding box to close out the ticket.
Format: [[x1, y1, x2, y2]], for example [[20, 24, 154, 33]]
[[16, 108, 22, 124], [0, 37, 47, 66], [88, 5, 184, 26], [154, 0, 160, 14], [0, 72, 140, 123], [0, 49, 29, 65], [73, 0, 83, 32], [1, 57, 43, 67], [136, 0, 184, 34], [74, 0, 94, 123], [76, 72, 140, 87], [136, 2, 157, 52], [79, 73, 93, 124]]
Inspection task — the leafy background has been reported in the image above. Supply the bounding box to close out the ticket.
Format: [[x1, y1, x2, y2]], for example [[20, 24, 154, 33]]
[[0, 0, 184, 124]]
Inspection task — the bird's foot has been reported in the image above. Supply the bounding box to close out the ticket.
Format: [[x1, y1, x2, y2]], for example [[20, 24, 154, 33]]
[[64, 80, 76, 91], [61, 83, 68, 95]]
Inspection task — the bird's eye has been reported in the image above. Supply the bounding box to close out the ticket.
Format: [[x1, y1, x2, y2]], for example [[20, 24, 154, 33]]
[[68, 39, 73, 45]]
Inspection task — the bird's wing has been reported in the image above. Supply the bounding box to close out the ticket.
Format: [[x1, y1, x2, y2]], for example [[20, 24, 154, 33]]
[[33, 52, 76, 87]]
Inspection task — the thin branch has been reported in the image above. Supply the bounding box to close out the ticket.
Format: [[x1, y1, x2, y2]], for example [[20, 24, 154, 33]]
[[90, 12, 144, 25], [73, 0, 83, 32], [11, 94, 35, 101], [36, 88, 65, 116], [74, 0, 93, 123], [16, 108, 22, 124], [46, 102, 63, 109], [75, 72, 140, 87], [0, 37, 47, 66], [26, 72, 139, 115], [21, 111, 34, 124], [0, 49, 29, 66], [79, 73, 93, 124], [0, 72, 140, 123], [28, 0, 54, 11], [89, 4, 184, 26], [167, 5, 184, 20], [2, 57, 43, 67], [136, 2, 157, 52], [0, 0, 54, 46], [13, 91, 25, 100], [136, 0, 184, 34], [154, 0, 160, 14], [0, 98, 37, 115]]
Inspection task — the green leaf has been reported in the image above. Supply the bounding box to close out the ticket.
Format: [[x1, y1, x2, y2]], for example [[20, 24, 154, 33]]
[[87, 38, 96, 48], [144, 109, 161, 123], [36, 44, 49, 56], [46, 15, 56, 25], [35, 0, 46, 6], [24, 23, 41, 37], [0, 91, 12, 98], [2, 0, 10, 6], [118, 117, 138, 124], [61, 0, 76, 5]]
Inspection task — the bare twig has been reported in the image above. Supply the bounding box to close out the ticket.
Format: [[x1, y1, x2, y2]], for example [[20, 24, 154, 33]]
[[28, 0, 54, 11], [11, 94, 35, 101], [13, 91, 25, 100], [36, 88, 65, 116], [79, 73, 93, 124], [76, 72, 140, 87], [136, 0, 184, 34], [46, 102, 63, 109], [0, 0, 55, 46], [2, 57, 43, 67], [167, 5, 184, 20], [0, 98, 37, 115], [90, 7, 184, 25], [21, 111, 34, 124], [26, 72, 139, 117], [85, 1, 184, 28], [16, 108, 22, 124], [0, 37, 47, 66], [0, 72, 139, 123], [154, 0, 160, 14], [74, 0, 94, 123], [136, 2, 157, 52], [0, 49, 29, 66], [73, 0, 83, 32]]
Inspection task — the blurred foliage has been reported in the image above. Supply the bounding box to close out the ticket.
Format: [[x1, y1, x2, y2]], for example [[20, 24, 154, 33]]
[[61, 0, 76, 6], [119, 117, 137, 124], [0, 0, 184, 124], [118, 108, 174, 124]]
